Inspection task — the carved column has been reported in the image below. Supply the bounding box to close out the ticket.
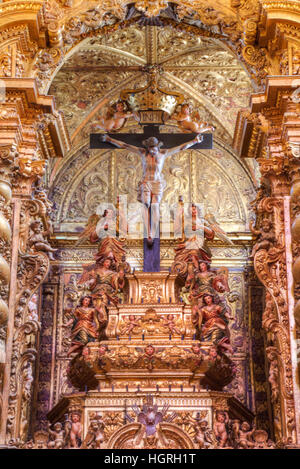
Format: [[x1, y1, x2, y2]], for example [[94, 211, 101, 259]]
[[286, 120, 300, 447], [0, 144, 15, 431], [0, 79, 70, 446], [251, 174, 295, 445], [234, 77, 300, 446]]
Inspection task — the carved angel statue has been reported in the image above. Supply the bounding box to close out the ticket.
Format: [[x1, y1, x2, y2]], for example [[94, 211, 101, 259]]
[[192, 293, 233, 354], [78, 249, 126, 313], [172, 204, 233, 274], [194, 420, 215, 449], [27, 293, 39, 322], [47, 422, 66, 449], [161, 314, 181, 336], [172, 103, 215, 134], [76, 204, 129, 267], [28, 220, 57, 260], [82, 414, 105, 449], [93, 100, 136, 132]]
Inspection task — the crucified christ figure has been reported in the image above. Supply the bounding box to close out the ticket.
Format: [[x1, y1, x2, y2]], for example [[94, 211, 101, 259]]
[[101, 133, 203, 245]]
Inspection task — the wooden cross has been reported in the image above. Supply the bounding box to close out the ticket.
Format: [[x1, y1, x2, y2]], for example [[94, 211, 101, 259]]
[[90, 124, 213, 272], [90, 124, 213, 151]]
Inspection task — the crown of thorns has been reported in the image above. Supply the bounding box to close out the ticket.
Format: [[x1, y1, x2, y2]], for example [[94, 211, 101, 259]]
[[142, 137, 163, 148]]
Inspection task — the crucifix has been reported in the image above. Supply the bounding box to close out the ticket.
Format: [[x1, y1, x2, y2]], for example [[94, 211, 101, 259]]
[[89, 63, 214, 272], [90, 124, 213, 272]]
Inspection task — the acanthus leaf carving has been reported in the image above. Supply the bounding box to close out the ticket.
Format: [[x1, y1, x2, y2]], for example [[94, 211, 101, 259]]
[[251, 192, 296, 444]]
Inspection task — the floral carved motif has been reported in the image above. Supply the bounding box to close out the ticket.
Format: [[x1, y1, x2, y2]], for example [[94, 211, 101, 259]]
[[6, 189, 55, 443], [252, 196, 296, 445]]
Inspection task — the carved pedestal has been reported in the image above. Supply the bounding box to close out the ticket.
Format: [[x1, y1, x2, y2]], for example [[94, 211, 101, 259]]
[[40, 271, 257, 450], [47, 390, 254, 450]]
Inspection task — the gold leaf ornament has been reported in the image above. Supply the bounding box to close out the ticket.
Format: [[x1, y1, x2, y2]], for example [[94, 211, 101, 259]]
[[135, 0, 169, 17]]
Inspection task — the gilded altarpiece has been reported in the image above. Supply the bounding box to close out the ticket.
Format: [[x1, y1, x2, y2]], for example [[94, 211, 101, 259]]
[[1, 0, 300, 449], [28, 143, 273, 437]]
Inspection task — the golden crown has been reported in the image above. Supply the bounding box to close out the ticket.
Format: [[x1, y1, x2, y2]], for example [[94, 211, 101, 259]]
[[120, 65, 184, 124]]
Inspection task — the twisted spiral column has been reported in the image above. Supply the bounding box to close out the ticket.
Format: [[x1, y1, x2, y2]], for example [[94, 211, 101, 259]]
[[0, 147, 14, 364], [290, 160, 300, 325]]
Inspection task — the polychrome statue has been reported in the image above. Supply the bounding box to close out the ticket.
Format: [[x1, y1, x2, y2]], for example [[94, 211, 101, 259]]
[[172, 103, 215, 134], [63, 295, 102, 356], [101, 134, 203, 244], [93, 100, 136, 132]]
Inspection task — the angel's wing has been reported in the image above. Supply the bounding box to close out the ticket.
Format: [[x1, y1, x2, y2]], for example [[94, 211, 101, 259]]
[[78, 263, 96, 285], [75, 214, 100, 246], [192, 110, 201, 121], [137, 412, 147, 425], [205, 213, 234, 245], [213, 267, 230, 293], [165, 411, 177, 422]]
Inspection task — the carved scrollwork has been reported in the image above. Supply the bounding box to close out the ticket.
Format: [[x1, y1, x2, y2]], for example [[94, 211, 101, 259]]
[[6, 250, 50, 443], [242, 45, 269, 82], [243, 19, 257, 45], [34, 47, 63, 92], [5, 181, 54, 442], [135, 0, 168, 17], [252, 194, 296, 444]]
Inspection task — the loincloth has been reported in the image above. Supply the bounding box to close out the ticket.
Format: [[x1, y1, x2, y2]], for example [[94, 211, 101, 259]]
[[137, 180, 166, 202]]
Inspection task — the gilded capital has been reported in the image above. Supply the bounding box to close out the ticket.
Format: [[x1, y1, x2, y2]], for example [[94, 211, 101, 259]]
[[257, 157, 291, 196]]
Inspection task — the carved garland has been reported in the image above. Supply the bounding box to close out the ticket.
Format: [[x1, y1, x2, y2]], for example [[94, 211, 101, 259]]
[[252, 196, 296, 445], [6, 196, 51, 443]]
